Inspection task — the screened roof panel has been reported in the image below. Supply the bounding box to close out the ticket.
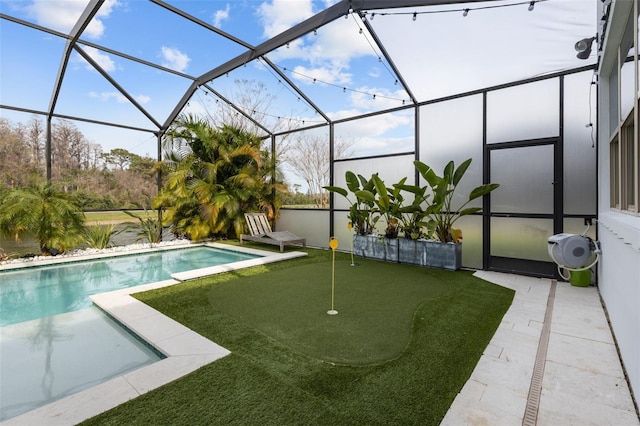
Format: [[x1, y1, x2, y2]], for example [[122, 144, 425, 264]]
[[0, 18, 66, 112], [0, 0, 598, 156], [194, 57, 328, 134], [172, 0, 320, 47], [369, 0, 596, 101], [263, 12, 412, 119], [84, 1, 250, 77], [54, 51, 193, 130]]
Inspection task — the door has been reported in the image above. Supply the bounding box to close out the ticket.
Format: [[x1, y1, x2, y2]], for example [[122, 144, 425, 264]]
[[486, 140, 560, 277]]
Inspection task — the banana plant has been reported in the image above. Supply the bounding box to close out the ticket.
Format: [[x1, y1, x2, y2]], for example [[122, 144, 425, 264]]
[[324, 171, 378, 236], [371, 174, 406, 238], [414, 158, 500, 243], [392, 181, 435, 240]]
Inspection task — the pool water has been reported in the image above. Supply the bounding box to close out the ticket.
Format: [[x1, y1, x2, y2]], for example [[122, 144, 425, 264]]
[[0, 246, 258, 327], [0, 308, 160, 421], [0, 245, 259, 421]]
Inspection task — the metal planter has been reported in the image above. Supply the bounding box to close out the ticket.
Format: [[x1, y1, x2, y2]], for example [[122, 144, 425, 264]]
[[353, 235, 398, 263], [354, 235, 461, 270]]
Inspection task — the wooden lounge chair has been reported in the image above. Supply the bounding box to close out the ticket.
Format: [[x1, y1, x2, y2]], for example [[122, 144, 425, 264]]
[[239, 213, 306, 252]]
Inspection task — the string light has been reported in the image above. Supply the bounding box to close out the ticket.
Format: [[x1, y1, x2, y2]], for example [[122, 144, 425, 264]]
[[195, 86, 326, 127], [274, 64, 410, 105], [361, 0, 547, 19]]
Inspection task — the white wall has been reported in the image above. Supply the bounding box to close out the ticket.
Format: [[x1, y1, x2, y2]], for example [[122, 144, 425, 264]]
[[597, 0, 640, 400], [276, 209, 329, 249], [597, 213, 640, 398]]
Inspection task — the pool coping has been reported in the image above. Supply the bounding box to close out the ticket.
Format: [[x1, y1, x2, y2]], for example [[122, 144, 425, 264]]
[[1, 243, 307, 425]]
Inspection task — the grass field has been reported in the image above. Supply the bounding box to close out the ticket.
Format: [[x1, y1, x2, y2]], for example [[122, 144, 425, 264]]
[[81, 246, 514, 426], [84, 210, 141, 224]]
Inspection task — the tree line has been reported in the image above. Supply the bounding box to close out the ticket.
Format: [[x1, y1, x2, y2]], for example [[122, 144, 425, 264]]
[[0, 116, 158, 210]]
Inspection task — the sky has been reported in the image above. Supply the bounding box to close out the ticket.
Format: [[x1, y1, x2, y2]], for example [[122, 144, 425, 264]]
[[0, 0, 597, 163]]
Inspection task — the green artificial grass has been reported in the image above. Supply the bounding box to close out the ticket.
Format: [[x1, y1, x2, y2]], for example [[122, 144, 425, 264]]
[[81, 246, 514, 426]]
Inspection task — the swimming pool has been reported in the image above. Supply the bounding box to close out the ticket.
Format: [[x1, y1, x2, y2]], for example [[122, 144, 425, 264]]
[[0, 244, 260, 421], [0, 245, 259, 327]]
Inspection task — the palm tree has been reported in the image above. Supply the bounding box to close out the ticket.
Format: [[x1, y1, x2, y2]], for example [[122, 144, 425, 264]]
[[0, 183, 85, 254], [154, 114, 287, 240]]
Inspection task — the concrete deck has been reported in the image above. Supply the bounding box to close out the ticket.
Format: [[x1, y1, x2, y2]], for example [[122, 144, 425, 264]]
[[442, 271, 639, 426], [3, 268, 638, 425]]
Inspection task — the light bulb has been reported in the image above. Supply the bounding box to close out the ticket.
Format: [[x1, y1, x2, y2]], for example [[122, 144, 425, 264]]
[[463, 9, 469, 17], [412, 12, 417, 21], [528, 1, 535, 11]]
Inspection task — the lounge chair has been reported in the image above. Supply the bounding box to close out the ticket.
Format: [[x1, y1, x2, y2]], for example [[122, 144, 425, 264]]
[[239, 213, 306, 252]]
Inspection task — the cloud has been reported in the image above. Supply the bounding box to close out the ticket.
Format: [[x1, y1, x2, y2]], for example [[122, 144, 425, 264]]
[[257, 0, 313, 38], [291, 65, 352, 85], [25, 0, 119, 39], [135, 94, 150, 104], [213, 4, 231, 28], [160, 46, 190, 72], [262, 6, 377, 93], [329, 108, 411, 137], [89, 91, 127, 103], [75, 46, 116, 72], [89, 91, 150, 104]]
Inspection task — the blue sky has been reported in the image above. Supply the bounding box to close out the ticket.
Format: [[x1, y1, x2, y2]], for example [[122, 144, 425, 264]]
[[0, 0, 597, 160]]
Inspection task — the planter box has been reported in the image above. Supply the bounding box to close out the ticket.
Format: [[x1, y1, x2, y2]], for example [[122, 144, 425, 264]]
[[354, 235, 460, 270], [398, 238, 425, 266], [353, 235, 398, 263], [398, 238, 461, 271], [424, 240, 461, 271]]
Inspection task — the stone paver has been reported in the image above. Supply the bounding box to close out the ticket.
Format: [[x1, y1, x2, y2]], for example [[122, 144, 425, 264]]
[[442, 271, 639, 426]]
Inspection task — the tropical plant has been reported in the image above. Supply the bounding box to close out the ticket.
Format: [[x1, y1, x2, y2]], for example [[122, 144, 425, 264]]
[[84, 223, 121, 249], [324, 172, 378, 236], [392, 181, 434, 240], [414, 158, 500, 243], [370, 174, 406, 238], [124, 209, 162, 245], [0, 183, 85, 254], [154, 114, 287, 241]]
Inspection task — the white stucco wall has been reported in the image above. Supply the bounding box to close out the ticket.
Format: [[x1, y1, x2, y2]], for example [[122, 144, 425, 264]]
[[597, 213, 640, 398], [596, 0, 640, 401]]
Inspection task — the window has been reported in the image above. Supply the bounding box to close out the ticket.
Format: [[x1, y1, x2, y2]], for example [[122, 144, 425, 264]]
[[611, 94, 639, 214], [609, 10, 639, 214], [610, 134, 620, 208], [621, 111, 637, 210]]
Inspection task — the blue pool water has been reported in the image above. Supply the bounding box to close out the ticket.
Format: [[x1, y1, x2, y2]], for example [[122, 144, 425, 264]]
[[0, 245, 259, 421], [0, 246, 258, 327]]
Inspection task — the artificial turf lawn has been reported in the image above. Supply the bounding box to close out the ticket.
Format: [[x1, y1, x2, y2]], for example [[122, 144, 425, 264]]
[[81, 246, 515, 426]]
